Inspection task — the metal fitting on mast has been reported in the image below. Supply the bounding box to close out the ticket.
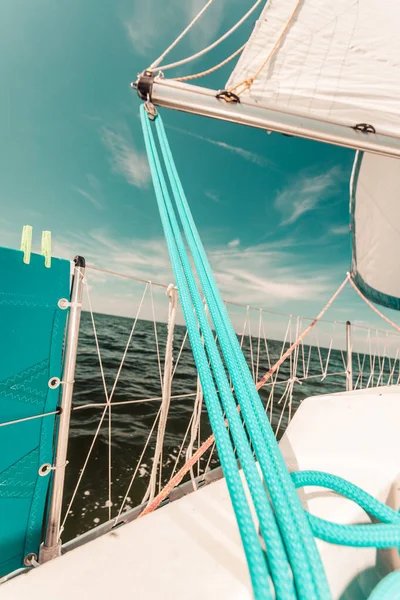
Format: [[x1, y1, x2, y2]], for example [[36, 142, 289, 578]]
[[132, 70, 158, 120]]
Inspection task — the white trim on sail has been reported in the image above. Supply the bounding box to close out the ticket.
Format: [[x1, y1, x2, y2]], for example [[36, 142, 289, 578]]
[[351, 152, 400, 310], [227, 0, 400, 138]]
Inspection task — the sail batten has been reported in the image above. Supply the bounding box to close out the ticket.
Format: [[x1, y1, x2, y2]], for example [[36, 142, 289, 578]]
[[227, 0, 400, 138]]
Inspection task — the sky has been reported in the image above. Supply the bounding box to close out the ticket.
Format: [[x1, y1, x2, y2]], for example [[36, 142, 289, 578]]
[[1, 0, 399, 349]]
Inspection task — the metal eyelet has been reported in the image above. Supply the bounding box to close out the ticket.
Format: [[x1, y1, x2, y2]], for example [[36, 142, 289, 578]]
[[38, 463, 52, 477], [58, 298, 69, 310], [24, 553, 38, 567], [48, 377, 61, 389]]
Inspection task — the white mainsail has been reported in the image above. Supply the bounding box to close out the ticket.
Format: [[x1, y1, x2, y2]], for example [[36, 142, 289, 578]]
[[227, 0, 400, 138], [351, 152, 400, 310]]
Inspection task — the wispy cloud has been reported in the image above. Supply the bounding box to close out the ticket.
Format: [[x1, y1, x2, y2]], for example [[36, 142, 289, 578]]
[[72, 173, 104, 210], [167, 125, 273, 168], [205, 190, 222, 204], [0, 225, 376, 345], [275, 166, 342, 226], [124, 0, 226, 59], [50, 230, 332, 313], [73, 187, 103, 210], [101, 126, 150, 188], [227, 238, 240, 248], [209, 243, 331, 306], [330, 224, 349, 235]]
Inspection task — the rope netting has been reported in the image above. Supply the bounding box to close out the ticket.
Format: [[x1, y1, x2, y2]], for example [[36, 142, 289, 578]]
[[0, 259, 395, 541]]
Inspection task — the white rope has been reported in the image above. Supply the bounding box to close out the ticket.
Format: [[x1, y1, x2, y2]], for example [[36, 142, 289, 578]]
[[170, 410, 196, 479], [155, 0, 263, 72], [172, 329, 189, 379], [86, 264, 168, 289], [73, 392, 198, 410], [186, 375, 204, 490], [248, 307, 255, 381], [114, 406, 162, 525], [149, 0, 214, 70], [256, 309, 262, 383], [172, 43, 246, 82], [240, 305, 249, 349], [150, 282, 163, 389], [0, 410, 59, 428], [143, 285, 177, 503]]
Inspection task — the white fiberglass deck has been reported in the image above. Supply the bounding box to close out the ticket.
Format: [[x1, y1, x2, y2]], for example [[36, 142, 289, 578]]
[[3, 386, 400, 599]]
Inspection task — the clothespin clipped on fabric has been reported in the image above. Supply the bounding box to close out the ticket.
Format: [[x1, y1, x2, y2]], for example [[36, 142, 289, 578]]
[[41, 231, 51, 268], [20, 225, 33, 264]]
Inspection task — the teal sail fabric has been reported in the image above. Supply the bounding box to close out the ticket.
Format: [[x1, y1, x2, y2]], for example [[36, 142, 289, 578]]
[[0, 246, 70, 577]]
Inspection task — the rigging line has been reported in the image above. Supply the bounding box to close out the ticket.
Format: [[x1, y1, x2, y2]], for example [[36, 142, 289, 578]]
[[143, 285, 177, 503], [85, 265, 400, 337], [115, 406, 162, 525], [150, 282, 163, 389], [60, 282, 149, 533], [348, 273, 400, 333], [0, 410, 59, 428], [229, 0, 302, 96], [72, 391, 198, 410], [256, 275, 350, 390], [86, 264, 168, 288], [139, 275, 349, 518], [171, 43, 246, 82], [149, 0, 214, 70], [155, 0, 263, 72]]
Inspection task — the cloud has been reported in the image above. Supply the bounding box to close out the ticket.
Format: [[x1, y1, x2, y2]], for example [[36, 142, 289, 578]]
[[72, 187, 103, 210], [40, 229, 332, 319], [124, 0, 226, 61], [168, 125, 273, 168], [101, 126, 150, 188], [330, 225, 349, 235], [227, 238, 240, 248], [275, 166, 342, 226], [0, 224, 379, 346], [209, 243, 331, 307], [205, 191, 222, 204]]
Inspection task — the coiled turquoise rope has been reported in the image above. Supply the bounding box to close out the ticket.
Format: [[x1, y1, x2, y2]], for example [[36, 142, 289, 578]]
[[140, 105, 400, 599]]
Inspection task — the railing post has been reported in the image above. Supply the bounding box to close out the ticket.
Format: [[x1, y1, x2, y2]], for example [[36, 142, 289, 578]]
[[40, 256, 85, 563], [346, 320, 353, 392]]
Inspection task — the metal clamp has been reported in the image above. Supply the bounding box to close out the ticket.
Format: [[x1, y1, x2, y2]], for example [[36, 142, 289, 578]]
[[216, 90, 240, 104], [144, 99, 158, 121], [353, 123, 376, 134], [135, 70, 156, 101]]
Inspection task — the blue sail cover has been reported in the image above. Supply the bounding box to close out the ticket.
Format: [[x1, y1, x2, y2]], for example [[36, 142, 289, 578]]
[[0, 247, 70, 577], [350, 152, 400, 311]]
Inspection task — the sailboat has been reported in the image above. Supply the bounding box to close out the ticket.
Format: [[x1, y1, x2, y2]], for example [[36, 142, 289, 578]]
[[1, 0, 400, 598]]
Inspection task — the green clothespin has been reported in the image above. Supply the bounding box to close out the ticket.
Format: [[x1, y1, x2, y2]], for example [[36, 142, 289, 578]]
[[41, 230, 51, 268], [20, 225, 32, 265]]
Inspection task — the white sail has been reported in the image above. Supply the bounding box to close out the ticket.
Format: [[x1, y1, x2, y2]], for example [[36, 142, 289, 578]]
[[227, 0, 400, 138], [351, 152, 400, 310]]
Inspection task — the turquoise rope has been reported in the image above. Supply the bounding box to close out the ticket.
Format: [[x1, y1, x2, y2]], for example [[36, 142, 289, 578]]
[[140, 106, 273, 600], [368, 571, 400, 600], [141, 106, 400, 599], [154, 114, 329, 599], [292, 471, 400, 548]]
